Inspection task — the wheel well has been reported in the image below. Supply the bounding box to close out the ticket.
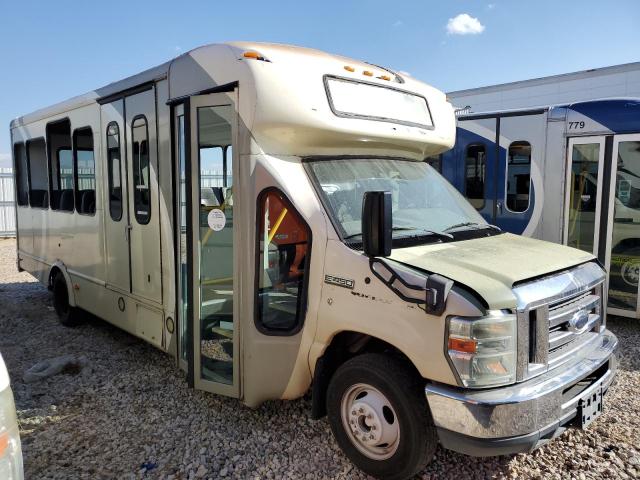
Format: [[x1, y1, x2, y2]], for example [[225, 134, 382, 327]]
[[311, 331, 421, 419]]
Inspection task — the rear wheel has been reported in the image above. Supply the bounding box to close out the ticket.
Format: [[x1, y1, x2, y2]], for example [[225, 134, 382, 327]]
[[52, 272, 80, 326], [326, 353, 437, 480]]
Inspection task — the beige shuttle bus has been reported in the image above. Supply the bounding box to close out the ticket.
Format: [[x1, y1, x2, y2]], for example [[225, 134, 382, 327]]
[[10, 43, 617, 479]]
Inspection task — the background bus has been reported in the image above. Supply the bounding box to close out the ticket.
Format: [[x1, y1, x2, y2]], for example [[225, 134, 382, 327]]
[[436, 98, 640, 319]]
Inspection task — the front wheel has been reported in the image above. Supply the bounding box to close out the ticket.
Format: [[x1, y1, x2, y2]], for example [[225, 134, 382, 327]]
[[326, 353, 437, 480]]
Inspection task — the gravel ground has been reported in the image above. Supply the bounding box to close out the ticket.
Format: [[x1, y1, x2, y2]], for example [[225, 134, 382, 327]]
[[0, 237, 638, 479]]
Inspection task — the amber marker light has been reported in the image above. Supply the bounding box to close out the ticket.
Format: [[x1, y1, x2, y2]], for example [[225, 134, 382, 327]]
[[448, 337, 477, 354], [243, 51, 260, 59], [378, 75, 391, 81], [363, 70, 374, 77], [344, 65, 355, 72]]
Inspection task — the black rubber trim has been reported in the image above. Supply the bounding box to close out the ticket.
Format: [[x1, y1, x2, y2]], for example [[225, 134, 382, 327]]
[[457, 108, 547, 121], [598, 136, 614, 264], [166, 81, 239, 106], [98, 81, 155, 105]]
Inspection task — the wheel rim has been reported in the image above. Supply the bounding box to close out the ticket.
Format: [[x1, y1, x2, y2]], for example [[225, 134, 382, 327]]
[[340, 383, 400, 460]]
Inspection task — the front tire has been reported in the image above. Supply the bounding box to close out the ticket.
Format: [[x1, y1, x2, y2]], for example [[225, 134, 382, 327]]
[[52, 272, 80, 327], [326, 353, 437, 480]]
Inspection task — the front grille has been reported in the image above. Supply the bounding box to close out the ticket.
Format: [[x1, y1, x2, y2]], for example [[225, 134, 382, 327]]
[[547, 291, 601, 369], [513, 262, 606, 382]]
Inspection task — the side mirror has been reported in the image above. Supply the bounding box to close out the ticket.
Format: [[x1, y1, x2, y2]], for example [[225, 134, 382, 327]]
[[362, 191, 392, 257]]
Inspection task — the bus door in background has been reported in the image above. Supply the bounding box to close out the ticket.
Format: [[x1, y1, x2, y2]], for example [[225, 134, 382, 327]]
[[450, 117, 497, 225], [495, 113, 546, 236], [607, 134, 640, 316]]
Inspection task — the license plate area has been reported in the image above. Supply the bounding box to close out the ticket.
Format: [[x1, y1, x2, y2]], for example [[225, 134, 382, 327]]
[[578, 383, 603, 428]]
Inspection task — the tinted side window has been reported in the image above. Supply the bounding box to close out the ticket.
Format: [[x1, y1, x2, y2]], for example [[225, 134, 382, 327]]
[[46, 119, 73, 211], [73, 128, 96, 215], [465, 144, 486, 210], [132, 116, 151, 224], [505, 141, 531, 213], [13, 143, 29, 206], [27, 138, 48, 208], [256, 189, 311, 334], [106, 122, 122, 221]]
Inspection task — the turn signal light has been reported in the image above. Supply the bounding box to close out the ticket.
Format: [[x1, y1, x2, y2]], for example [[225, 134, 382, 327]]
[[448, 337, 477, 354]]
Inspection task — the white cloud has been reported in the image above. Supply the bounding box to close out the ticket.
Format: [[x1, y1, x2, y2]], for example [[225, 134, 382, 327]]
[[446, 13, 485, 35], [392, 20, 403, 27]]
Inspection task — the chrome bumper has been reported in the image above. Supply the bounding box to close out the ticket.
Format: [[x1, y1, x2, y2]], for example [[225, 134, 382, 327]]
[[425, 330, 617, 456]]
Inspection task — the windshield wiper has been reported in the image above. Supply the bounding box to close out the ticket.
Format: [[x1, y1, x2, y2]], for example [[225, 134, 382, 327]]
[[443, 222, 502, 233], [344, 227, 453, 242]]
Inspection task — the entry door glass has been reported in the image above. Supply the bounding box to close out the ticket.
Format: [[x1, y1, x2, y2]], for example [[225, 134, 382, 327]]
[[197, 104, 235, 385], [177, 113, 188, 363], [608, 137, 640, 312], [566, 139, 604, 253]]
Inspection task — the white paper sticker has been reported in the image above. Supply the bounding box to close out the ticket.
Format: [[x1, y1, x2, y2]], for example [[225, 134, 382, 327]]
[[207, 209, 226, 231]]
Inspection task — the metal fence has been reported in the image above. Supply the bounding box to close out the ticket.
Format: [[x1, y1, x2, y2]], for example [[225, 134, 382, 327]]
[[0, 168, 15, 237]]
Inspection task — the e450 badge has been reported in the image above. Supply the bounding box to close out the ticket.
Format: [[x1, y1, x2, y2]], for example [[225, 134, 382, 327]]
[[324, 274, 355, 290]]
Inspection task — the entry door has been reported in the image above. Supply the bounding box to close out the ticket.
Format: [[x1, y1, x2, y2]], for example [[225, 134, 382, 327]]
[[564, 136, 606, 255], [187, 92, 239, 396], [125, 89, 162, 304], [101, 99, 131, 292], [606, 134, 640, 316]]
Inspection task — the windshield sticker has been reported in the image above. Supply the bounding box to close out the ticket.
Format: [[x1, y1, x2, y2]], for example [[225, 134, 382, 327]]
[[325, 274, 355, 290]]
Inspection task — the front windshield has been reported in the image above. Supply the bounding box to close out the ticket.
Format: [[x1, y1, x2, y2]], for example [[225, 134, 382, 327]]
[[307, 158, 487, 242]]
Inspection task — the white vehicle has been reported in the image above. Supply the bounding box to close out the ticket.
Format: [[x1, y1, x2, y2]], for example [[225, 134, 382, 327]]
[[0, 354, 23, 480], [11, 43, 617, 479]]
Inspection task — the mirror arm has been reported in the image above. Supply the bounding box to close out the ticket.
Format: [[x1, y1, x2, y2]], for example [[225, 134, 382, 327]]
[[368, 258, 453, 316]]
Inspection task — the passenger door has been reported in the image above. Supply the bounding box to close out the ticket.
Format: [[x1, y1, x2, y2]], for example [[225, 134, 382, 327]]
[[186, 92, 239, 397], [101, 99, 131, 292], [125, 89, 162, 304]]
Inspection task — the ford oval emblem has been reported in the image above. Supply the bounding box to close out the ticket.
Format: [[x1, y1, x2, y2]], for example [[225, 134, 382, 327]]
[[568, 309, 590, 333]]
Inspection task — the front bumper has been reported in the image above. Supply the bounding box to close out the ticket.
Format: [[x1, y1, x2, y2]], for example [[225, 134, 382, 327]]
[[425, 330, 618, 457]]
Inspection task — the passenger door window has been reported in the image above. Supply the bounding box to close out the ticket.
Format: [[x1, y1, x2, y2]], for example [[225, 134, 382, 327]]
[[464, 144, 486, 210], [505, 141, 531, 213], [256, 189, 311, 334], [107, 122, 123, 221], [565, 138, 604, 254], [132, 116, 151, 224]]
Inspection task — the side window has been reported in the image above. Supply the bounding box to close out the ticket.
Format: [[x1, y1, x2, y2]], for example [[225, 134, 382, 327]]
[[505, 141, 532, 213], [464, 144, 486, 210], [13, 142, 29, 206], [46, 119, 73, 211], [73, 127, 96, 215], [225, 145, 233, 187], [256, 189, 311, 334], [425, 154, 442, 173], [132, 116, 151, 224], [106, 122, 122, 221], [26, 138, 48, 209]]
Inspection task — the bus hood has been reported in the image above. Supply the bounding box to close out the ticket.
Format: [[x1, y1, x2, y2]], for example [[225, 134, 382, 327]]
[[389, 233, 595, 310]]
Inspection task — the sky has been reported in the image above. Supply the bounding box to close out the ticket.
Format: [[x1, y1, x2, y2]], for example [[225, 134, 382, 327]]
[[1, 0, 639, 166]]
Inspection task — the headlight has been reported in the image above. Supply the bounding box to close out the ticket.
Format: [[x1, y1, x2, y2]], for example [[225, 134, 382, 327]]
[[0, 355, 23, 480], [446, 311, 516, 388]]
